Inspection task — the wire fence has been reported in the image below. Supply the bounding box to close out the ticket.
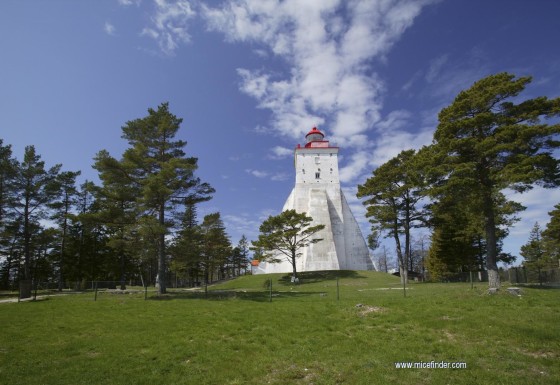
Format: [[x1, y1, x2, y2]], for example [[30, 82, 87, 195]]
[[4, 268, 559, 303], [7, 277, 335, 302], [505, 267, 560, 286], [9, 279, 239, 302], [10, 280, 156, 302]]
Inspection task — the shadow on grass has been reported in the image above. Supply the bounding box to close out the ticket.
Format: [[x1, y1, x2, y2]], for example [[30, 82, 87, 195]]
[[147, 290, 328, 302], [278, 270, 366, 286], [515, 283, 560, 290]]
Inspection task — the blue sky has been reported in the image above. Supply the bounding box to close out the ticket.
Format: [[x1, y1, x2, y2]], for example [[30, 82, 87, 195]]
[[1, 0, 559, 264]]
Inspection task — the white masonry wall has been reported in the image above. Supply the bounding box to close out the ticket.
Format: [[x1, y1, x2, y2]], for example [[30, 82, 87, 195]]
[[257, 145, 374, 274]]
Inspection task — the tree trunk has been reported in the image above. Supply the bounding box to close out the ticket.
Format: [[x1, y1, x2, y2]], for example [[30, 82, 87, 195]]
[[157, 203, 166, 294], [119, 247, 126, 290], [77, 227, 83, 286], [57, 235, 65, 291], [23, 193, 31, 283], [483, 190, 500, 289], [382, 245, 388, 273], [393, 227, 407, 285], [291, 248, 298, 282], [58, 196, 69, 292]]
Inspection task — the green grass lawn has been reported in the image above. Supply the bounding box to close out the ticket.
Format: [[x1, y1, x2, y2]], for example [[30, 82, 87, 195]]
[[1, 271, 558, 385]]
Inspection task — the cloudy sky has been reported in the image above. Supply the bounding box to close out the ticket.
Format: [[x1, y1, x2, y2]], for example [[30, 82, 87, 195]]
[[1, 0, 559, 262]]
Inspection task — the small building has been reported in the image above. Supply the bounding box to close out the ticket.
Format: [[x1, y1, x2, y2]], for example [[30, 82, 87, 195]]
[[250, 259, 260, 275], [257, 127, 375, 273]]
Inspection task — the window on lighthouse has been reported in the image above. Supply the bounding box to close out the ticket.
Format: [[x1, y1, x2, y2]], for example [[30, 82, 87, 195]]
[[315, 172, 320, 179]]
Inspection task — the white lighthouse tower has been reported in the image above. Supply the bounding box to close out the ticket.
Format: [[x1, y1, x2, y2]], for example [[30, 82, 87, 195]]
[[258, 127, 374, 273]]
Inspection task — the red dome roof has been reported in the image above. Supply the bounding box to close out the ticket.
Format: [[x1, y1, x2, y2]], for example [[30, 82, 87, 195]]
[[305, 127, 324, 138]]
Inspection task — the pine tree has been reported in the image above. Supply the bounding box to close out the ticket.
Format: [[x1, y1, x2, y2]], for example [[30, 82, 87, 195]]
[[251, 209, 325, 281], [49, 170, 81, 290], [357, 149, 428, 284], [0, 140, 18, 289], [431, 73, 560, 289], [542, 203, 560, 263], [116, 103, 214, 294], [229, 235, 250, 277], [170, 202, 204, 286], [0, 140, 16, 228], [235, 235, 250, 276], [12, 146, 61, 289], [426, 185, 522, 280], [72, 181, 98, 284], [200, 213, 231, 284], [92, 150, 139, 289], [520, 222, 549, 285]]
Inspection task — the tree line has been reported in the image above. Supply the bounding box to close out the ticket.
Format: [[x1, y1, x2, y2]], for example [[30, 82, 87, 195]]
[[3, 73, 558, 295], [358, 73, 560, 289], [0, 103, 250, 296], [519, 209, 560, 285]]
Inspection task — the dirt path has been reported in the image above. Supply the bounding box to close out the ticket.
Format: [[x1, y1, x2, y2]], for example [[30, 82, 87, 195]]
[[0, 293, 80, 304]]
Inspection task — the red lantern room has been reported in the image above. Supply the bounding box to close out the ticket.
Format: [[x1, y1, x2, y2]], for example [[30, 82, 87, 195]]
[[305, 127, 324, 143], [303, 127, 330, 148]]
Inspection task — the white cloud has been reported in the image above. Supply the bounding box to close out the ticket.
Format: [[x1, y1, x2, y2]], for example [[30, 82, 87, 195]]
[[123, 0, 437, 190], [425, 54, 449, 83], [339, 151, 372, 184], [223, 208, 280, 242], [370, 127, 433, 168], [401, 50, 490, 104], [201, 0, 439, 197], [245, 168, 268, 178], [141, 28, 159, 40], [375, 110, 411, 131], [141, 0, 196, 55], [223, 213, 260, 241], [118, 0, 142, 6], [236, 69, 269, 99], [228, 152, 252, 161], [401, 70, 422, 93], [503, 187, 560, 257], [202, 0, 436, 141], [268, 146, 293, 159], [336, 125, 434, 184], [104, 21, 116, 35], [270, 172, 289, 181], [245, 168, 289, 181]]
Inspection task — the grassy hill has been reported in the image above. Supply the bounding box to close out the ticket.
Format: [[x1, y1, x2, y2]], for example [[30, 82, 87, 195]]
[[1, 271, 558, 385]]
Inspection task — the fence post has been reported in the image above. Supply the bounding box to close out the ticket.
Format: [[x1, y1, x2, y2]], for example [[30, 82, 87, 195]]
[[336, 277, 340, 301], [144, 285, 148, 300], [269, 278, 272, 303], [94, 281, 98, 301]]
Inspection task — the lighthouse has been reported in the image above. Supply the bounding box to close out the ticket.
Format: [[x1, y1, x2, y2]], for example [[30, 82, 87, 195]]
[[258, 127, 375, 273]]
